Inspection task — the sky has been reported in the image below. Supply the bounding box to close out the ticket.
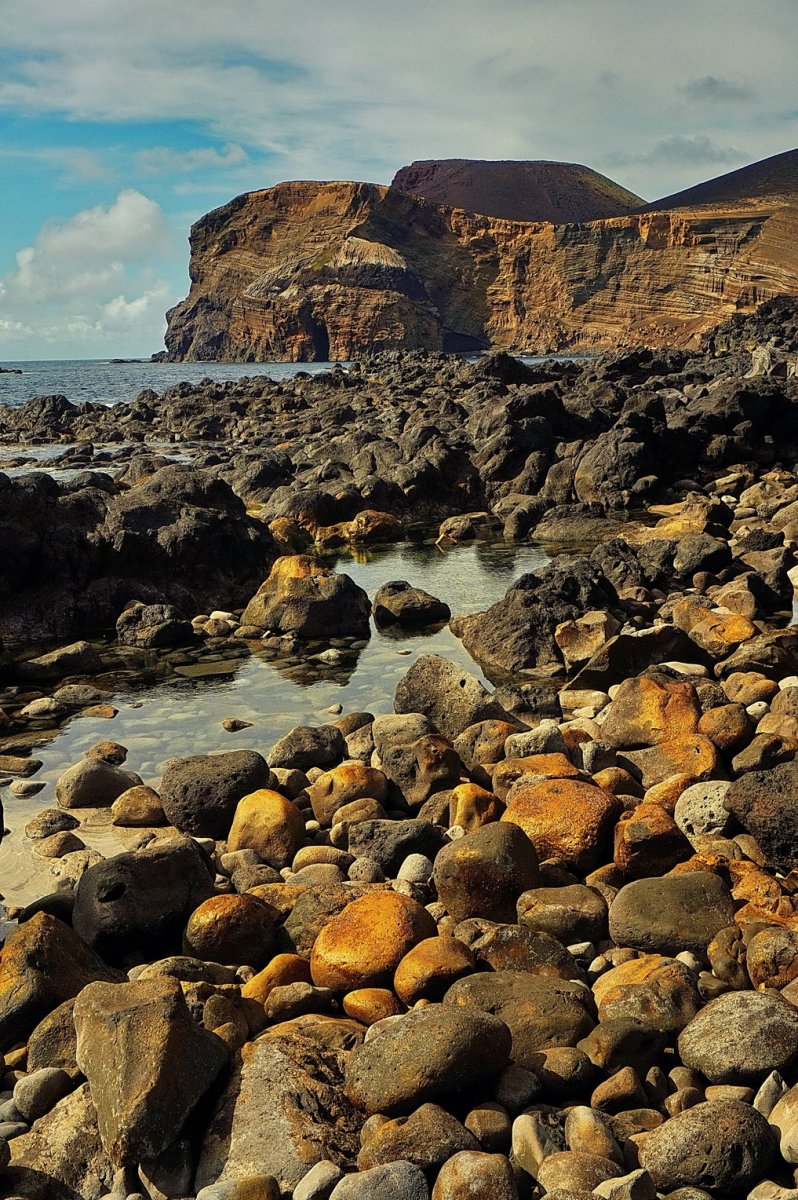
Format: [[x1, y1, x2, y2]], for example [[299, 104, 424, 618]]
[[0, 0, 796, 360]]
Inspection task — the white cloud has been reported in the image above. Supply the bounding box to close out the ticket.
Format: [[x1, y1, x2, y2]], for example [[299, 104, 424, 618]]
[[0, 190, 179, 356], [0, 0, 795, 199], [135, 142, 249, 175]]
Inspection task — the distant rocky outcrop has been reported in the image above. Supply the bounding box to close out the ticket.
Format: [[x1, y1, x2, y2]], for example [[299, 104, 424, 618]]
[[163, 151, 798, 362], [391, 158, 645, 223]]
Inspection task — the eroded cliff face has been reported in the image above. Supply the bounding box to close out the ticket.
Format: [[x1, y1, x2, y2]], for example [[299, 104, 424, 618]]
[[163, 179, 798, 361]]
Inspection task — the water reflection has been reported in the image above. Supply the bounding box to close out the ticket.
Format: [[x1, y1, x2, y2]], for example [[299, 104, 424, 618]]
[[0, 536, 552, 906]]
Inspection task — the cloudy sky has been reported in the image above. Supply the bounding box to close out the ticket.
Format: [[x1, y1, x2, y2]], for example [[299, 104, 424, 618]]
[[0, 0, 795, 359]]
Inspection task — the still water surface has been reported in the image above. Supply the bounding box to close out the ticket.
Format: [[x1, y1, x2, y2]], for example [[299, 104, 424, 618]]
[[0, 537, 553, 906]]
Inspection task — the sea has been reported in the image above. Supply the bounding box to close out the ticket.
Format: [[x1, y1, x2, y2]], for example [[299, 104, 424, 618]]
[[0, 353, 574, 410]]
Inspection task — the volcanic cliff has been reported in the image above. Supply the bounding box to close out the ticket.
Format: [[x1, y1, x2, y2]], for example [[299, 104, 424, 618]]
[[163, 150, 798, 362]]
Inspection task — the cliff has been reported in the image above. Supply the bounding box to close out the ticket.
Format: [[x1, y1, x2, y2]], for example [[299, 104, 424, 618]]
[[391, 158, 645, 222], [164, 154, 798, 362]]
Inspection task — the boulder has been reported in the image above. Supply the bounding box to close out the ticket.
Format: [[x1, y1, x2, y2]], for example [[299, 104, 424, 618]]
[[55, 756, 142, 809], [501, 778, 621, 872], [373, 581, 450, 626], [329, 1161, 429, 1200], [183, 893, 280, 968], [450, 557, 618, 673], [74, 976, 227, 1164], [394, 655, 509, 741], [601, 674, 701, 748], [116, 601, 193, 648], [241, 555, 370, 638], [311, 891, 437, 991], [268, 725, 347, 771], [444, 970, 595, 1065], [433, 823, 540, 923], [638, 1100, 774, 1193], [678, 991, 798, 1084], [431, 1151, 518, 1200], [358, 1102, 478, 1171], [344, 1004, 511, 1115], [608, 872, 735, 955], [227, 789, 305, 868], [0, 913, 121, 1050], [724, 760, 798, 872], [195, 1032, 362, 1192], [160, 749, 271, 837], [71, 837, 215, 962], [307, 764, 388, 827], [5, 1082, 115, 1200]]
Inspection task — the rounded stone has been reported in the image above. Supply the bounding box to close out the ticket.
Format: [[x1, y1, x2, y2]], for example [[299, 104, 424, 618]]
[[160, 750, 271, 837], [111, 785, 166, 827], [608, 872, 735, 955], [678, 991, 798, 1085], [517, 884, 608, 945], [444, 970, 595, 1066], [501, 779, 620, 872], [227, 789, 305, 869], [592, 954, 701, 1033], [343, 1004, 511, 1115], [432, 822, 540, 923], [13, 1067, 73, 1121], [536, 1150, 622, 1194], [311, 891, 437, 991], [358, 1102, 478, 1171], [183, 894, 279, 968], [673, 781, 732, 840], [329, 1161, 428, 1200], [431, 1151, 518, 1200], [394, 936, 475, 1005], [343, 989, 404, 1026], [307, 763, 388, 827], [638, 1100, 774, 1193]]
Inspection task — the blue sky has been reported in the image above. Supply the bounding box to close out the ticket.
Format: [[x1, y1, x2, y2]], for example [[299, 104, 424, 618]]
[[0, 0, 796, 359]]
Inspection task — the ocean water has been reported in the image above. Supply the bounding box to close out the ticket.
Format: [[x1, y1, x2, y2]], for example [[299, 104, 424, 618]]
[[0, 354, 572, 410]]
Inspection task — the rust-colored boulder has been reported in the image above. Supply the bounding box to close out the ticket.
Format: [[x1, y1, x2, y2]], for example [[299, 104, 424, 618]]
[[601, 674, 701, 749], [310, 890, 437, 991], [698, 703, 753, 752], [502, 778, 621, 872], [394, 936, 476, 1005], [449, 782, 504, 830], [343, 988, 403, 1025], [183, 894, 279, 968], [241, 554, 370, 638], [492, 754, 580, 802], [619, 734, 722, 789], [613, 802, 692, 878], [228, 788, 305, 868], [307, 763, 388, 827], [592, 953, 701, 1032]]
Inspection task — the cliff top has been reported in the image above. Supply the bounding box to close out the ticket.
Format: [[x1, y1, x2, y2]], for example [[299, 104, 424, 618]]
[[391, 158, 645, 223], [646, 147, 798, 212]]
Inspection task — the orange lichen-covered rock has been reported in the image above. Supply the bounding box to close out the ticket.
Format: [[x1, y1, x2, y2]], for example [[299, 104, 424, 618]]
[[227, 788, 305, 869], [619, 735, 722, 789], [592, 767, 643, 797], [183, 894, 279, 968], [601, 675, 701, 749], [394, 937, 476, 1005], [241, 953, 312, 1006], [348, 509, 404, 543], [448, 783, 504, 831], [502, 778, 621, 872], [492, 754, 581, 802], [644, 774, 696, 813], [688, 612, 757, 658], [614, 803, 692, 879], [592, 953, 701, 1032], [698, 703, 753, 752], [240, 554, 370, 638], [310, 891, 437, 991], [307, 763, 388, 826], [343, 988, 404, 1025]]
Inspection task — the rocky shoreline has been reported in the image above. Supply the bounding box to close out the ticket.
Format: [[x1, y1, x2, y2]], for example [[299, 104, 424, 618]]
[[2, 299, 798, 1198]]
